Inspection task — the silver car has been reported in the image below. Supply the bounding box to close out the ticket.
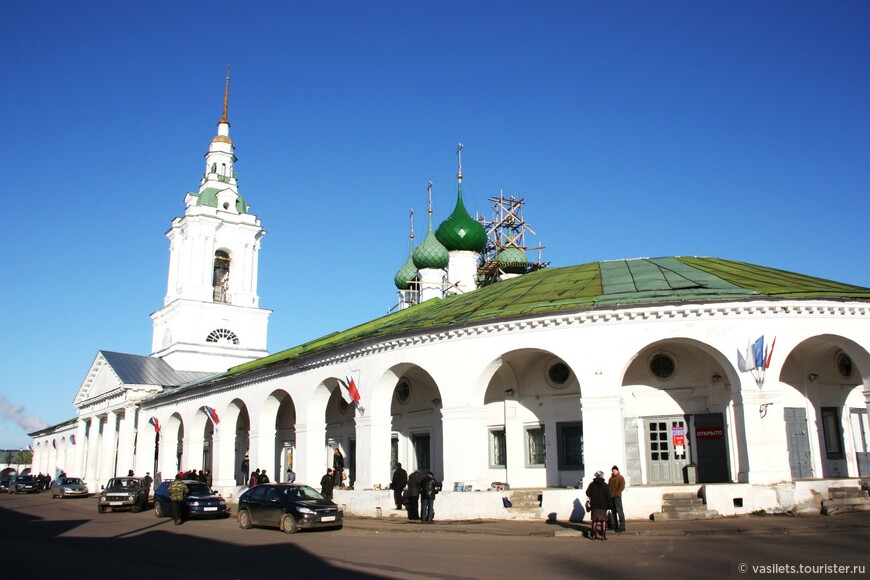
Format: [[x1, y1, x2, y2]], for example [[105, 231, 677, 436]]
[[51, 477, 89, 499]]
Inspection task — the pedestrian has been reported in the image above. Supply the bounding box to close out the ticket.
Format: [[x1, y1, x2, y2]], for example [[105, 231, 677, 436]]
[[204, 470, 213, 487], [320, 468, 335, 500], [332, 448, 344, 487], [286, 467, 296, 483], [143, 472, 153, 504], [259, 469, 270, 484], [168, 474, 189, 525], [391, 462, 408, 510], [240, 454, 250, 485], [127, 469, 135, 477], [608, 465, 626, 533], [420, 471, 441, 522], [586, 470, 611, 540], [406, 470, 421, 520], [249, 468, 260, 488]]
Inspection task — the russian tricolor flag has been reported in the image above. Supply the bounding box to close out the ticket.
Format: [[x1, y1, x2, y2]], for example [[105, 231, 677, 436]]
[[204, 406, 220, 425], [149, 417, 161, 433]]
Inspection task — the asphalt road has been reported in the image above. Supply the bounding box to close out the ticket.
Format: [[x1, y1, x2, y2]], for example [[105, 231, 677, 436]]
[[1, 492, 869, 579]]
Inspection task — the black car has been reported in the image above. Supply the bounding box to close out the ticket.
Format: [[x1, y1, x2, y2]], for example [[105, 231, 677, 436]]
[[153, 480, 228, 519], [237, 484, 342, 533], [0, 476, 10, 493], [9, 475, 38, 494]]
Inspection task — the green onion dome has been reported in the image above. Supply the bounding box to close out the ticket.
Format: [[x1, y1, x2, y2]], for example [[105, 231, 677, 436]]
[[413, 215, 449, 270], [436, 185, 487, 252], [394, 242, 418, 290], [496, 247, 529, 275]]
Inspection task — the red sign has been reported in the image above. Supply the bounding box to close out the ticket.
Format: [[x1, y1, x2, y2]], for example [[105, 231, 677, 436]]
[[673, 434, 685, 446], [695, 427, 724, 440]]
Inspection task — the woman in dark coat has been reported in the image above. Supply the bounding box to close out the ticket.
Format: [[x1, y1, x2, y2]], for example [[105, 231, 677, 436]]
[[585, 470, 612, 540]]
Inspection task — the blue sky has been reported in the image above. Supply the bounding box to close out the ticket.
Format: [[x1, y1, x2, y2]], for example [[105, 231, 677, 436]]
[[2, 1, 868, 447]]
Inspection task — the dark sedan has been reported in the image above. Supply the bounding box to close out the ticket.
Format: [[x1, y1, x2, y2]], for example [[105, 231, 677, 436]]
[[153, 480, 228, 519], [9, 475, 38, 494], [237, 484, 342, 533]]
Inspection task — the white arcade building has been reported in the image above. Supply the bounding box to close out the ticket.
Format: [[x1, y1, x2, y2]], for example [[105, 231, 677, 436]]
[[30, 80, 870, 521]]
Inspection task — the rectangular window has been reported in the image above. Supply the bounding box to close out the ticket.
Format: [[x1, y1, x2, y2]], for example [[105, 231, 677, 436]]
[[557, 422, 583, 470], [489, 428, 506, 467], [526, 425, 546, 466], [412, 433, 431, 472], [821, 407, 844, 459]]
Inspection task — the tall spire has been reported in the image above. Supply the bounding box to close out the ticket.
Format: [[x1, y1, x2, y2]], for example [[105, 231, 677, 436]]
[[457, 142, 463, 183], [220, 64, 231, 125]]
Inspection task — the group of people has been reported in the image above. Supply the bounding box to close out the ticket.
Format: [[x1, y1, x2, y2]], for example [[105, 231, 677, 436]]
[[172, 468, 212, 487], [247, 468, 271, 487], [585, 465, 626, 540], [389, 463, 441, 522]]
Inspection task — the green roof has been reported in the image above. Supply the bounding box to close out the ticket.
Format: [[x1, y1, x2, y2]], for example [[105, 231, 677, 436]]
[[226, 257, 870, 377], [412, 214, 449, 270], [193, 187, 249, 214]]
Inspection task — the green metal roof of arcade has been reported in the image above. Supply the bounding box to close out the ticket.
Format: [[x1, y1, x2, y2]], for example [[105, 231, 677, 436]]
[[226, 257, 870, 377]]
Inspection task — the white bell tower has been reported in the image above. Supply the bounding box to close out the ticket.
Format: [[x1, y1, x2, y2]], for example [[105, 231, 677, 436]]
[[151, 67, 271, 372]]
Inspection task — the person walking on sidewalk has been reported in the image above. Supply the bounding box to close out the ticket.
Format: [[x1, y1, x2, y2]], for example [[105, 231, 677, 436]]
[[586, 470, 611, 540], [608, 465, 626, 533], [406, 470, 422, 520], [321, 468, 336, 500], [168, 474, 189, 525], [391, 463, 408, 510], [420, 471, 442, 522]]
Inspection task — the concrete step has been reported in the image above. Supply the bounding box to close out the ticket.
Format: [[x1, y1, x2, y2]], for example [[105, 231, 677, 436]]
[[662, 504, 709, 513], [822, 502, 870, 516], [829, 489, 868, 499], [662, 493, 699, 500], [662, 498, 704, 507], [652, 509, 720, 521]]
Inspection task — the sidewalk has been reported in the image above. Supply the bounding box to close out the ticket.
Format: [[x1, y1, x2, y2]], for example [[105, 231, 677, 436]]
[[340, 511, 870, 538]]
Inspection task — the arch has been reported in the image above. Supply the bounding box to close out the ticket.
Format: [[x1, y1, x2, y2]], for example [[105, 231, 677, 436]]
[[382, 364, 444, 480], [477, 348, 581, 489], [213, 249, 231, 303], [162, 413, 184, 477], [223, 399, 250, 485], [259, 389, 297, 482], [780, 334, 870, 479]]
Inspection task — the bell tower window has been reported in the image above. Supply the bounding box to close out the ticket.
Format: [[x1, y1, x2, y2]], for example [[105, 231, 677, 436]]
[[213, 250, 231, 303]]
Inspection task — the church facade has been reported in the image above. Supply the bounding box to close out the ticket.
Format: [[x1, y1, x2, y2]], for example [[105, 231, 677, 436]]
[[29, 83, 870, 521]]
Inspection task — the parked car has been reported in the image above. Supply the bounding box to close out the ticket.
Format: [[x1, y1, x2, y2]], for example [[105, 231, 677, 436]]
[[97, 477, 148, 513], [0, 476, 11, 493], [9, 475, 38, 494], [50, 477, 89, 499], [153, 480, 228, 519], [237, 484, 342, 533]]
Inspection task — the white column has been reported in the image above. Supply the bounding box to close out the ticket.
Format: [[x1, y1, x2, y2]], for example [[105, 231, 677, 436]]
[[115, 406, 137, 476], [84, 418, 100, 490], [253, 428, 277, 482], [579, 395, 625, 488], [440, 406, 488, 488], [732, 386, 791, 483], [98, 411, 119, 482], [212, 427, 236, 489], [296, 422, 327, 488], [352, 414, 392, 490]]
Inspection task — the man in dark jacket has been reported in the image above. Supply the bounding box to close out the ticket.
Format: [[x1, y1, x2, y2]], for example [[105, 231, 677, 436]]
[[391, 463, 408, 510], [320, 468, 335, 500], [406, 470, 421, 520], [420, 471, 441, 522]]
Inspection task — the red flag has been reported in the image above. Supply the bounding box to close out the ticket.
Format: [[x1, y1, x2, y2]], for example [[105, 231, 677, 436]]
[[346, 376, 361, 403], [764, 337, 776, 369]]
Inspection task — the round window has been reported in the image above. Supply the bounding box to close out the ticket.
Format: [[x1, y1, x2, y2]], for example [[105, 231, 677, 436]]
[[837, 352, 854, 378], [396, 380, 411, 404], [650, 353, 675, 380], [547, 362, 570, 387]]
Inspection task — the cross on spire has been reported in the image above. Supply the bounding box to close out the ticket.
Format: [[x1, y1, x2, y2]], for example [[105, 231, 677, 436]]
[[220, 65, 231, 124]]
